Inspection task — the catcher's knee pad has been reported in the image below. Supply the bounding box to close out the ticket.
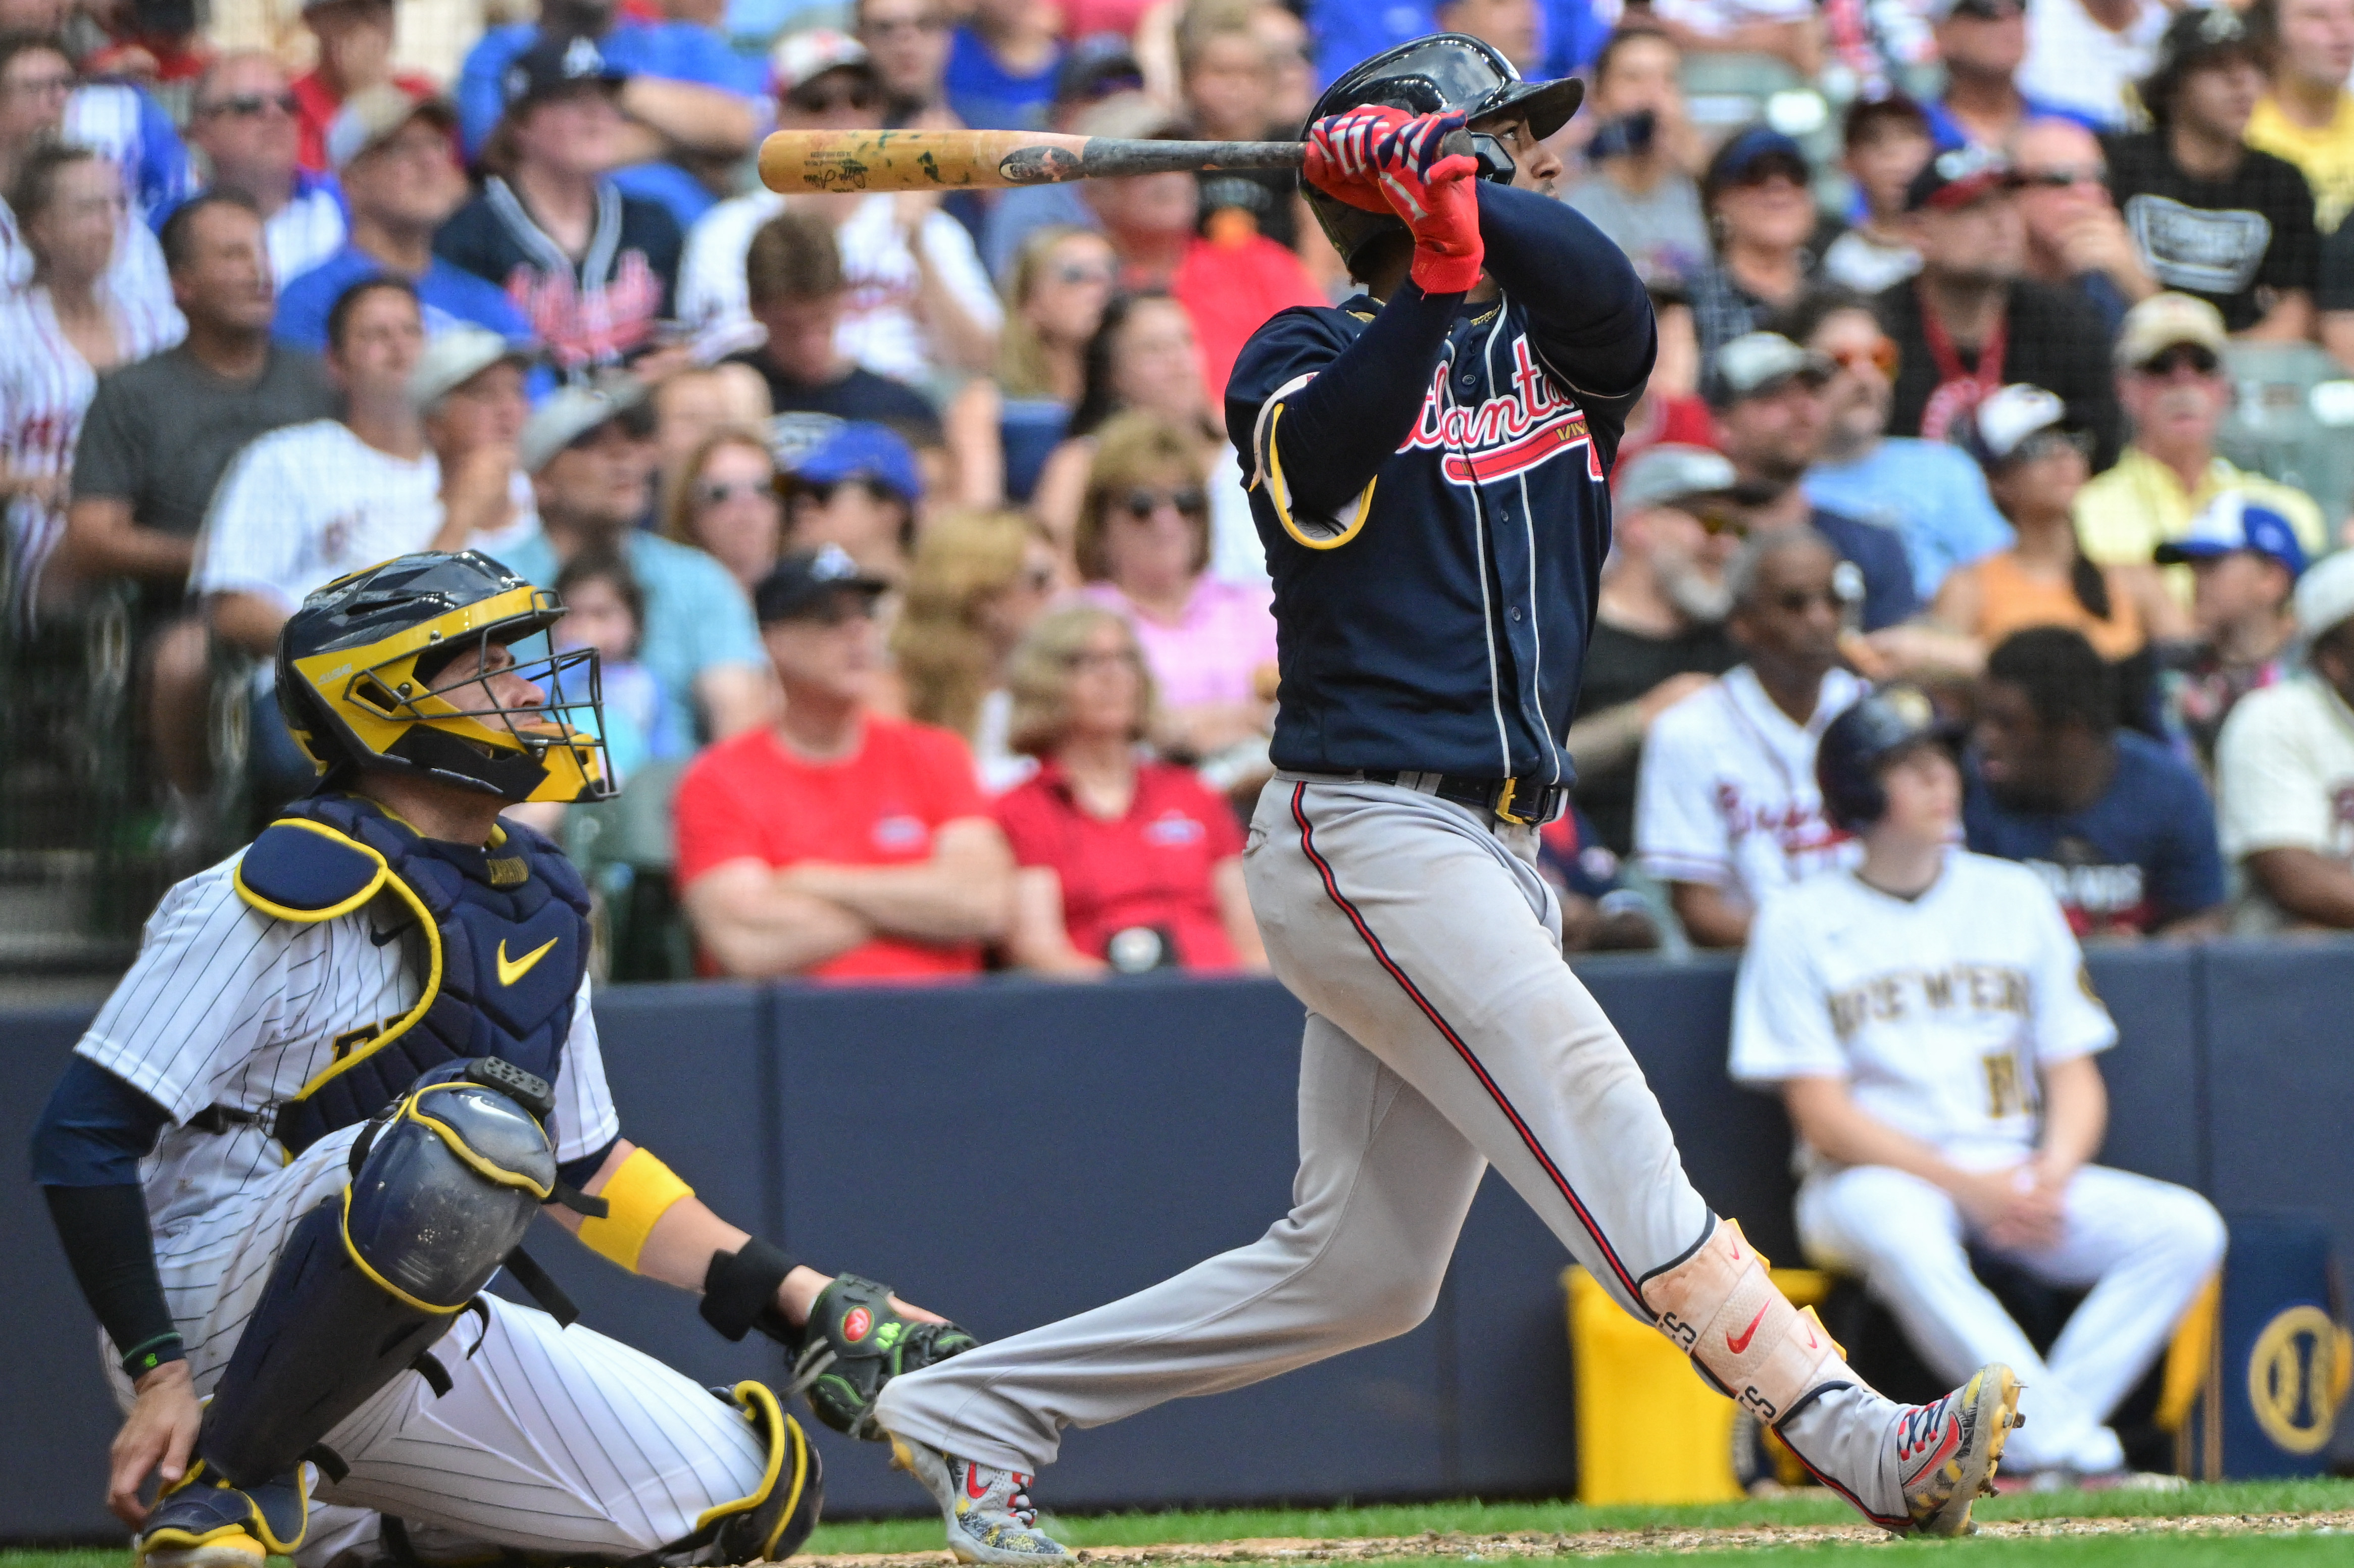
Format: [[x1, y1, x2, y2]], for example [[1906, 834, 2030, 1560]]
[[1640, 1218, 1852, 1429], [697, 1382, 824, 1565], [201, 1067, 556, 1488]]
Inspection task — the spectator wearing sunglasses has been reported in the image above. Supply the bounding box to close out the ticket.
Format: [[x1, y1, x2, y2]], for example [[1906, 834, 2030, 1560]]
[[1689, 128, 1823, 376], [893, 508, 1067, 792], [2106, 6, 2320, 340], [1919, 0, 2104, 154], [2009, 118, 2156, 341], [781, 419, 924, 585], [2017, 0, 2170, 133], [1932, 383, 2176, 697], [455, 0, 762, 231], [1073, 412, 1276, 764], [943, 0, 1064, 133], [160, 51, 346, 291], [1636, 528, 1867, 948], [1786, 288, 2012, 603], [857, 0, 958, 127], [994, 603, 1268, 976], [662, 425, 783, 594], [675, 543, 1015, 981], [501, 380, 774, 747], [680, 31, 1001, 384], [944, 225, 1117, 508], [2073, 292, 2327, 609]]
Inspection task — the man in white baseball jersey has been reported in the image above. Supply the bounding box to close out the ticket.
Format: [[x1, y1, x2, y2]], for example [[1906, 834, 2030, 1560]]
[[31, 551, 977, 1568], [1637, 528, 1866, 946], [1732, 687, 2226, 1480]]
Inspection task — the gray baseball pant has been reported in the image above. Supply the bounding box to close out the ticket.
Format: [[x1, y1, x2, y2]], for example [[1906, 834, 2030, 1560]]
[[875, 778, 1905, 1516]]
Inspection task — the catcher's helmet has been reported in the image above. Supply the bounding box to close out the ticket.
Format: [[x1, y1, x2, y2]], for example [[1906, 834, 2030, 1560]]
[[1815, 685, 1961, 831], [276, 550, 611, 805], [1303, 32, 1584, 278]]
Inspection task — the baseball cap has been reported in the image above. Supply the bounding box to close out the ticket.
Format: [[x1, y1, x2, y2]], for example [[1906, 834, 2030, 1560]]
[[755, 544, 890, 623], [520, 379, 647, 474], [1616, 443, 1739, 512], [1706, 332, 1834, 409], [2294, 549, 2354, 642], [2114, 291, 2229, 370], [1705, 126, 1809, 197], [1953, 382, 2072, 468], [791, 420, 924, 503], [1056, 33, 1145, 107], [324, 85, 455, 175], [2155, 491, 2309, 576], [409, 324, 533, 412], [771, 28, 875, 95], [1904, 144, 2020, 212], [502, 33, 626, 110]]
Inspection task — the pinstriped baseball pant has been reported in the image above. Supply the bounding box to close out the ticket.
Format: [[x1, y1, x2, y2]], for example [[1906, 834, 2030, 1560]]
[[110, 1125, 769, 1563], [877, 779, 1911, 1515]]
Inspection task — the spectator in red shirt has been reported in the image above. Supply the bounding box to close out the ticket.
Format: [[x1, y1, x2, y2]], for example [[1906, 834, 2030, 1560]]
[[292, 0, 438, 173], [674, 544, 1014, 980], [995, 604, 1267, 975]]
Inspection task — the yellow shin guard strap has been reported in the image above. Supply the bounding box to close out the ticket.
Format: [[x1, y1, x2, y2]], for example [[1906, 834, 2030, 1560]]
[[577, 1148, 695, 1272], [1641, 1218, 1848, 1426]]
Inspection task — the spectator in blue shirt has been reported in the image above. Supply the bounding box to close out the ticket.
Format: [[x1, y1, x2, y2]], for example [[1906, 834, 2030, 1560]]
[[1965, 625, 2228, 938], [456, 0, 762, 230], [1920, 0, 2102, 151], [943, 0, 1062, 131], [274, 87, 533, 352], [1786, 287, 2013, 601]]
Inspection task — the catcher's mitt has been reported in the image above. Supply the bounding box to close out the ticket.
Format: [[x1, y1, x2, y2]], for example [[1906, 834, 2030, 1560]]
[[786, 1274, 977, 1439]]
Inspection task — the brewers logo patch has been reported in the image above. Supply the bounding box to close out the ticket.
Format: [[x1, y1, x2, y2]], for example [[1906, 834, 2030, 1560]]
[[2246, 1305, 2349, 1454]]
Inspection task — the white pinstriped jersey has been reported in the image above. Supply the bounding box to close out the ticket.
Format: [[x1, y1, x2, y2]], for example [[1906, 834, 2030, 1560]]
[[190, 421, 444, 615], [74, 853, 619, 1241]]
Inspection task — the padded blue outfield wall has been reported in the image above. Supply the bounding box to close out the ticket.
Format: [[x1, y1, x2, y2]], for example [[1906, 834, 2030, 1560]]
[[3, 940, 2351, 1539]]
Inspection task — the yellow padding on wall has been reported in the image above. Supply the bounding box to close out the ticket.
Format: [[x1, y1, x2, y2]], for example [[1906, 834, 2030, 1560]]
[[578, 1148, 695, 1273]]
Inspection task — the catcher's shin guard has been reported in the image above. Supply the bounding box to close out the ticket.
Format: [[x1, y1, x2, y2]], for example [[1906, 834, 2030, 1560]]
[[197, 1070, 557, 1491], [1640, 1218, 1852, 1429], [695, 1382, 824, 1564], [135, 1464, 309, 1567]]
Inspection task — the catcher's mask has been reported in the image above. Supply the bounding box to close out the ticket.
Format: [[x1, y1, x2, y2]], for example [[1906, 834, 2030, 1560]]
[[276, 550, 612, 805], [1302, 32, 1585, 280]]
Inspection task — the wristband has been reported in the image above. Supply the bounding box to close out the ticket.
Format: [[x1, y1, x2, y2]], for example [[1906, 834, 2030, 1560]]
[[120, 1332, 185, 1381], [701, 1236, 800, 1344], [575, 1147, 695, 1272]]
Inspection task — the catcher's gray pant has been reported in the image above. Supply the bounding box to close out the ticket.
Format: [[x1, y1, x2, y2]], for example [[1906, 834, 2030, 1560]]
[[877, 777, 1911, 1517]]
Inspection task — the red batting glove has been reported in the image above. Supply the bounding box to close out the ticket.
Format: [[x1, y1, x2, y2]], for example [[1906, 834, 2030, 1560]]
[[1370, 111, 1484, 294], [1302, 104, 1408, 215]]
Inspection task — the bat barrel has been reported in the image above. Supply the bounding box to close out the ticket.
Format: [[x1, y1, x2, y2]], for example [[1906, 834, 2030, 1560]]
[[758, 128, 1306, 194]]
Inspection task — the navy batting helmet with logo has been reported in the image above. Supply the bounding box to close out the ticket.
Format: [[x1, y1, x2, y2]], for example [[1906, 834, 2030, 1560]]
[[1815, 686, 1962, 831], [1302, 32, 1584, 278]]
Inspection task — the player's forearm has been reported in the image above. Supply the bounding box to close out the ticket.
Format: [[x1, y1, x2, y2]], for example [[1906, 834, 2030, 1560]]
[[1473, 184, 1655, 399], [1241, 282, 1460, 517], [2034, 1056, 2106, 1177], [1781, 1078, 1970, 1192]]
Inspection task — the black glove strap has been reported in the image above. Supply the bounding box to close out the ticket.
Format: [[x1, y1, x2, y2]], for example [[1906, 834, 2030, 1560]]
[[700, 1237, 800, 1344]]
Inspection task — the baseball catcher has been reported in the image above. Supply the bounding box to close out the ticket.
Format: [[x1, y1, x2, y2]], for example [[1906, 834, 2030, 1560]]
[[32, 552, 970, 1567]]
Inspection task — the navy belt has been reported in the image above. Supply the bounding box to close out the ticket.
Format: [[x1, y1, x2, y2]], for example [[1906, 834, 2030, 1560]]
[[1362, 771, 1568, 827]]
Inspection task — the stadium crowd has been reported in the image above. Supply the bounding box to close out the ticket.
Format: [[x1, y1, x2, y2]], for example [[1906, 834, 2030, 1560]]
[[9, 0, 2354, 985]]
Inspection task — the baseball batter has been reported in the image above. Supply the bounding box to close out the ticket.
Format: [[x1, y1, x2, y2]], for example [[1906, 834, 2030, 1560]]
[[1734, 688, 2227, 1480], [871, 35, 2020, 1559], [32, 551, 971, 1568]]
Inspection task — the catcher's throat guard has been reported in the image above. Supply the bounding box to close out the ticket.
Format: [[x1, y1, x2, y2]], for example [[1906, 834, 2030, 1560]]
[[278, 550, 612, 805]]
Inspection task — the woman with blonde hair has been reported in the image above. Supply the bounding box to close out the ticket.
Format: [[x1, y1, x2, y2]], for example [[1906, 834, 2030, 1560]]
[[892, 508, 1066, 791], [993, 603, 1266, 975], [661, 426, 784, 593], [945, 225, 1117, 509], [1074, 411, 1276, 762]]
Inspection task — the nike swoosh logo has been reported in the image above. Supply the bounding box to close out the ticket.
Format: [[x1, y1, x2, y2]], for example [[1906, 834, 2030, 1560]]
[[370, 922, 406, 946], [1726, 1303, 1770, 1356], [497, 936, 560, 987], [966, 1465, 989, 1502]]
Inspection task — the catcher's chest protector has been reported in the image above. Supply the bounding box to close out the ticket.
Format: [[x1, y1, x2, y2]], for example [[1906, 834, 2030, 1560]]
[[234, 792, 592, 1155]]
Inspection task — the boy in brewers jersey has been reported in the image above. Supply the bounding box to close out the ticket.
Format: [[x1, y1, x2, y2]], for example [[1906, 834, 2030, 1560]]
[[1732, 687, 2226, 1482], [32, 551, 970, 1567]]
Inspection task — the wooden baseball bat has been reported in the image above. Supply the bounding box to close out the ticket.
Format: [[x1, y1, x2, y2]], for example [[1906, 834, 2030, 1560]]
[[757, 128, 1306, 195]]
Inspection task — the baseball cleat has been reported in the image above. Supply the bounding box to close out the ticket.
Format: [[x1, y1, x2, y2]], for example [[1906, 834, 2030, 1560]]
[[134, 1464, 307, 1568], [888, 1435, 1070, 1563], [1895, 1363, 2024, 1537]]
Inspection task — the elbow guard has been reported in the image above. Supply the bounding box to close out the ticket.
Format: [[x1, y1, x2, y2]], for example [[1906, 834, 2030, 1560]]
[[576, 1147, 697, 1273]]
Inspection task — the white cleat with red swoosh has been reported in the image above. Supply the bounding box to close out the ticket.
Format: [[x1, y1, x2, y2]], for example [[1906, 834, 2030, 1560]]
[[888, 1435, 1072, 1563]]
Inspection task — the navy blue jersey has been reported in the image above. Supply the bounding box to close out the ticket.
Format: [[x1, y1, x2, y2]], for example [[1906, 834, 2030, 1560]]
[[1224, 183, 1653, 783], [1962, 730, 2226, 936]]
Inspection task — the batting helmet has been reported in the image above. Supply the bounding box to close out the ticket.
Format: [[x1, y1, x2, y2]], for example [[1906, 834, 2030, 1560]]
[[1815, 685, 1960, 831], [1302, 32, 1584, 278], [276, 550, 611, 805]]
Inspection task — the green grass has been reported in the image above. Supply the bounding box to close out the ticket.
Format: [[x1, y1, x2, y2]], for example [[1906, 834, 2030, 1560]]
[[12, 1481, 2348, 1565]]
